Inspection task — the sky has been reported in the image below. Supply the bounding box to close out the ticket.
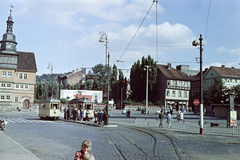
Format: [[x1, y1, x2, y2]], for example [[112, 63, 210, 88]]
[[1, 0, 240, 79]]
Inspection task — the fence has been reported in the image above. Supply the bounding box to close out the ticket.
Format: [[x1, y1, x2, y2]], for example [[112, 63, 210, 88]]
[[131, 118, 239, 136]]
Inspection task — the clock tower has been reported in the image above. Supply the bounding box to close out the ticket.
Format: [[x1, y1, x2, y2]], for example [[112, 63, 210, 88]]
[[0, 10, 18, 69]]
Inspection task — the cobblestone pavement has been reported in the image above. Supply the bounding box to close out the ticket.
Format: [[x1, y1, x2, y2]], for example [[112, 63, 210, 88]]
[[1, 111, 240, 160]]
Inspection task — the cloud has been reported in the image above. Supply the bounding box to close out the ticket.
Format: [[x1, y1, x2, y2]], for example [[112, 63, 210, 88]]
[[215, 46, 240, 55], [16, 0, 165, 27]]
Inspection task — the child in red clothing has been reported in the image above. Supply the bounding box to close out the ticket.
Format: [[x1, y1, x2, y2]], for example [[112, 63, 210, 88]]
[[74, 140, 92, 160]]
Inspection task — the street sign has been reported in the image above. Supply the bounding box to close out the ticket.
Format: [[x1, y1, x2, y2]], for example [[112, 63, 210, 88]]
[[193, 99, 199, 106]]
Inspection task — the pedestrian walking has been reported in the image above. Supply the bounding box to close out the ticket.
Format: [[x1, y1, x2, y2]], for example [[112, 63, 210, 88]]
[[66, 109, 69, 119], [94, 110, 98, 123], [159, 110, 164, 128], [63, 108, 66, 119], [180, 111, 184, 123], [73, 108, 78, 121], [167, 112, 172, 128], [127, 109, 131, 118], [177, 111, 180, 122], [97, 110, 103, 124], [86, 110, 89, 121], [103, 109, 108, 125], [80, 109, 84, 121], [74, 140, 93, 160]]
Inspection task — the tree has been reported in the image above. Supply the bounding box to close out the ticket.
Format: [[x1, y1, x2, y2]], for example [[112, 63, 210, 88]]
[[111, 64, 118, 103], [203, 76, 228, 105], [130, 55, 157, 103]]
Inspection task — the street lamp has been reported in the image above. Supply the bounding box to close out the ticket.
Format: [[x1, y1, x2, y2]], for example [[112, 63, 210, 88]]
[[144, 65, 151, 115], [192, 34, 204, 134], [99, 31, 108, 66], [47, 62, 53, 98], [106, 52, 110, 125]]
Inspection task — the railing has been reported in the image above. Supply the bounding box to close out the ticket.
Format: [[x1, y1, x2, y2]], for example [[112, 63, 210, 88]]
[[204, 122, 238, 135], [131, 118, 239, 135]]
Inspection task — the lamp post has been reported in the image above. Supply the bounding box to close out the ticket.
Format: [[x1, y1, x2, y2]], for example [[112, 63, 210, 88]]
[[192, 34, 204, 134], [99, 31, 108, 66], [144, 65, 151, 115], [47, 62, 53, 98], [106, 52, 110, 125]]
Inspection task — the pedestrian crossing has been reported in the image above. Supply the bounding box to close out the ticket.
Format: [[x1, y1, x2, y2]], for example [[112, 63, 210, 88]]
[[5, 118, 54, 124]]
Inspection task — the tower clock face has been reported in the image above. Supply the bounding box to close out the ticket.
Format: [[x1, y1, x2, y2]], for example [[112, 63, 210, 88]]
[[6, 43, 16, 49], [7, 43, 12, 49]]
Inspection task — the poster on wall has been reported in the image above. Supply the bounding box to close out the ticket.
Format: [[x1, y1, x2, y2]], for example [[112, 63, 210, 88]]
[[230, 111, 237, 127]]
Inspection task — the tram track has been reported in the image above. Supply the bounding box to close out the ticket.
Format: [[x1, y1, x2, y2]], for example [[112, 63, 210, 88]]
[[128, 126, 197, 160], [57, 120, 196, 159]]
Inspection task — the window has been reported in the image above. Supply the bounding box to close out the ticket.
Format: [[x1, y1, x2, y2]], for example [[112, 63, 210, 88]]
[[184, 92, 187, 98], [178, 91, 182, 97], [20, 85, 24, 89], [19, 73, 22, 79], [167, 90, 170, 96], [7, 84, 11, 88], [1, 83, 5, 88], [7, 72, 12, 77], [24, 74, 28, 79], [25, 85, 28, 89], [15, 97, 18, 102], [172, 91, 175, 97], [16, 84, 19, 89], [2, 71, 7, 77], [1, 95, 4, 100], [6, 95, 10, 100]]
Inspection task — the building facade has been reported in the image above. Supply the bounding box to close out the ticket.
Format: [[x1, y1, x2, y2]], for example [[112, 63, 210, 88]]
[[203, 65, 240, 89], [58, 68, 86, 87], [155, 63, 191, 111], [0, 11, 37, 111]]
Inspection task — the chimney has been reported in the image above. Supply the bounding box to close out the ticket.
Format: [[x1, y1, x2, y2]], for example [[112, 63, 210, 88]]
[[76, 68, 79, 71], [205, 68, 208, 72], [167, 63, 171, 69], [221, 65, 225, 69], [231, 67, 235, 69], [72, 70, 75, 72]]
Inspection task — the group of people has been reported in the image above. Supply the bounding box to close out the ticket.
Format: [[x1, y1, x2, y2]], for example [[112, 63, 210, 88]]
[[94, 109, 109, 125], [158, 111, 172, 128], [158, 108, 185, 128], [63, 108, 90, 121]]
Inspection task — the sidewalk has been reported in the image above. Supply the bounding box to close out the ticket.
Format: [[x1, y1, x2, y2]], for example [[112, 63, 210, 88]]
[[0, 132, 40, 160]]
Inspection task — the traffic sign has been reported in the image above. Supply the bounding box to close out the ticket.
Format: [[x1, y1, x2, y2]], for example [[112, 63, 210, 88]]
[[193, 99, 199, 106]]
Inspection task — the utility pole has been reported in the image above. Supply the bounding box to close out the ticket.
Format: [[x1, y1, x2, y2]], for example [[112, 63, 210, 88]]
[[192, 34, 204, 134], [144, 65, 151, 115]]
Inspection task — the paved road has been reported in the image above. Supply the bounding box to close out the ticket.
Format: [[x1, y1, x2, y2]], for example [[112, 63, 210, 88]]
[[0, 111, 240, 160]]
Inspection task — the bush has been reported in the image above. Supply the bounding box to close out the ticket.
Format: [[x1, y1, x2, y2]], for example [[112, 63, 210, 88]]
[[60, 98, 69, 104]]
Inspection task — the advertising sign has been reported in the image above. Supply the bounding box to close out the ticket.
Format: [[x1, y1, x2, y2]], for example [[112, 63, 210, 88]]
[[230, 111, 237, 127]]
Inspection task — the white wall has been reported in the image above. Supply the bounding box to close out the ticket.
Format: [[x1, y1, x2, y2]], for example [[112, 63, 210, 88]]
[[60, 90, 103, 103]]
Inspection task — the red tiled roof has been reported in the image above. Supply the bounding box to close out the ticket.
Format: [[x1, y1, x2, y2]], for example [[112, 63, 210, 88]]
[[157, 64, 190, 80], [17, 51, 37, 72], [211, 66, 240, 77]]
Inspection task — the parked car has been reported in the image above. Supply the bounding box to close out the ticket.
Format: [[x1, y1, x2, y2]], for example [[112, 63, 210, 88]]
[[155, 109, 161, 114], [122, 108, 127, 114]]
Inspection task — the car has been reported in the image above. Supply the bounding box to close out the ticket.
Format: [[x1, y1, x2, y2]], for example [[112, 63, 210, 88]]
[[122, 108, 127, 114], [155, 109, 161, 114]]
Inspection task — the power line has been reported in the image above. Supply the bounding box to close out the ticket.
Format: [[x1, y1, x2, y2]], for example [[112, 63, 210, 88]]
[[118, 1, 155, 61], [204, 0, 211, 45]]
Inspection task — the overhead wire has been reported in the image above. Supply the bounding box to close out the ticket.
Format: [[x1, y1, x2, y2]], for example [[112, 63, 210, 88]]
[[117, 1, 155, 61], [204, 0, 211, 45]]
